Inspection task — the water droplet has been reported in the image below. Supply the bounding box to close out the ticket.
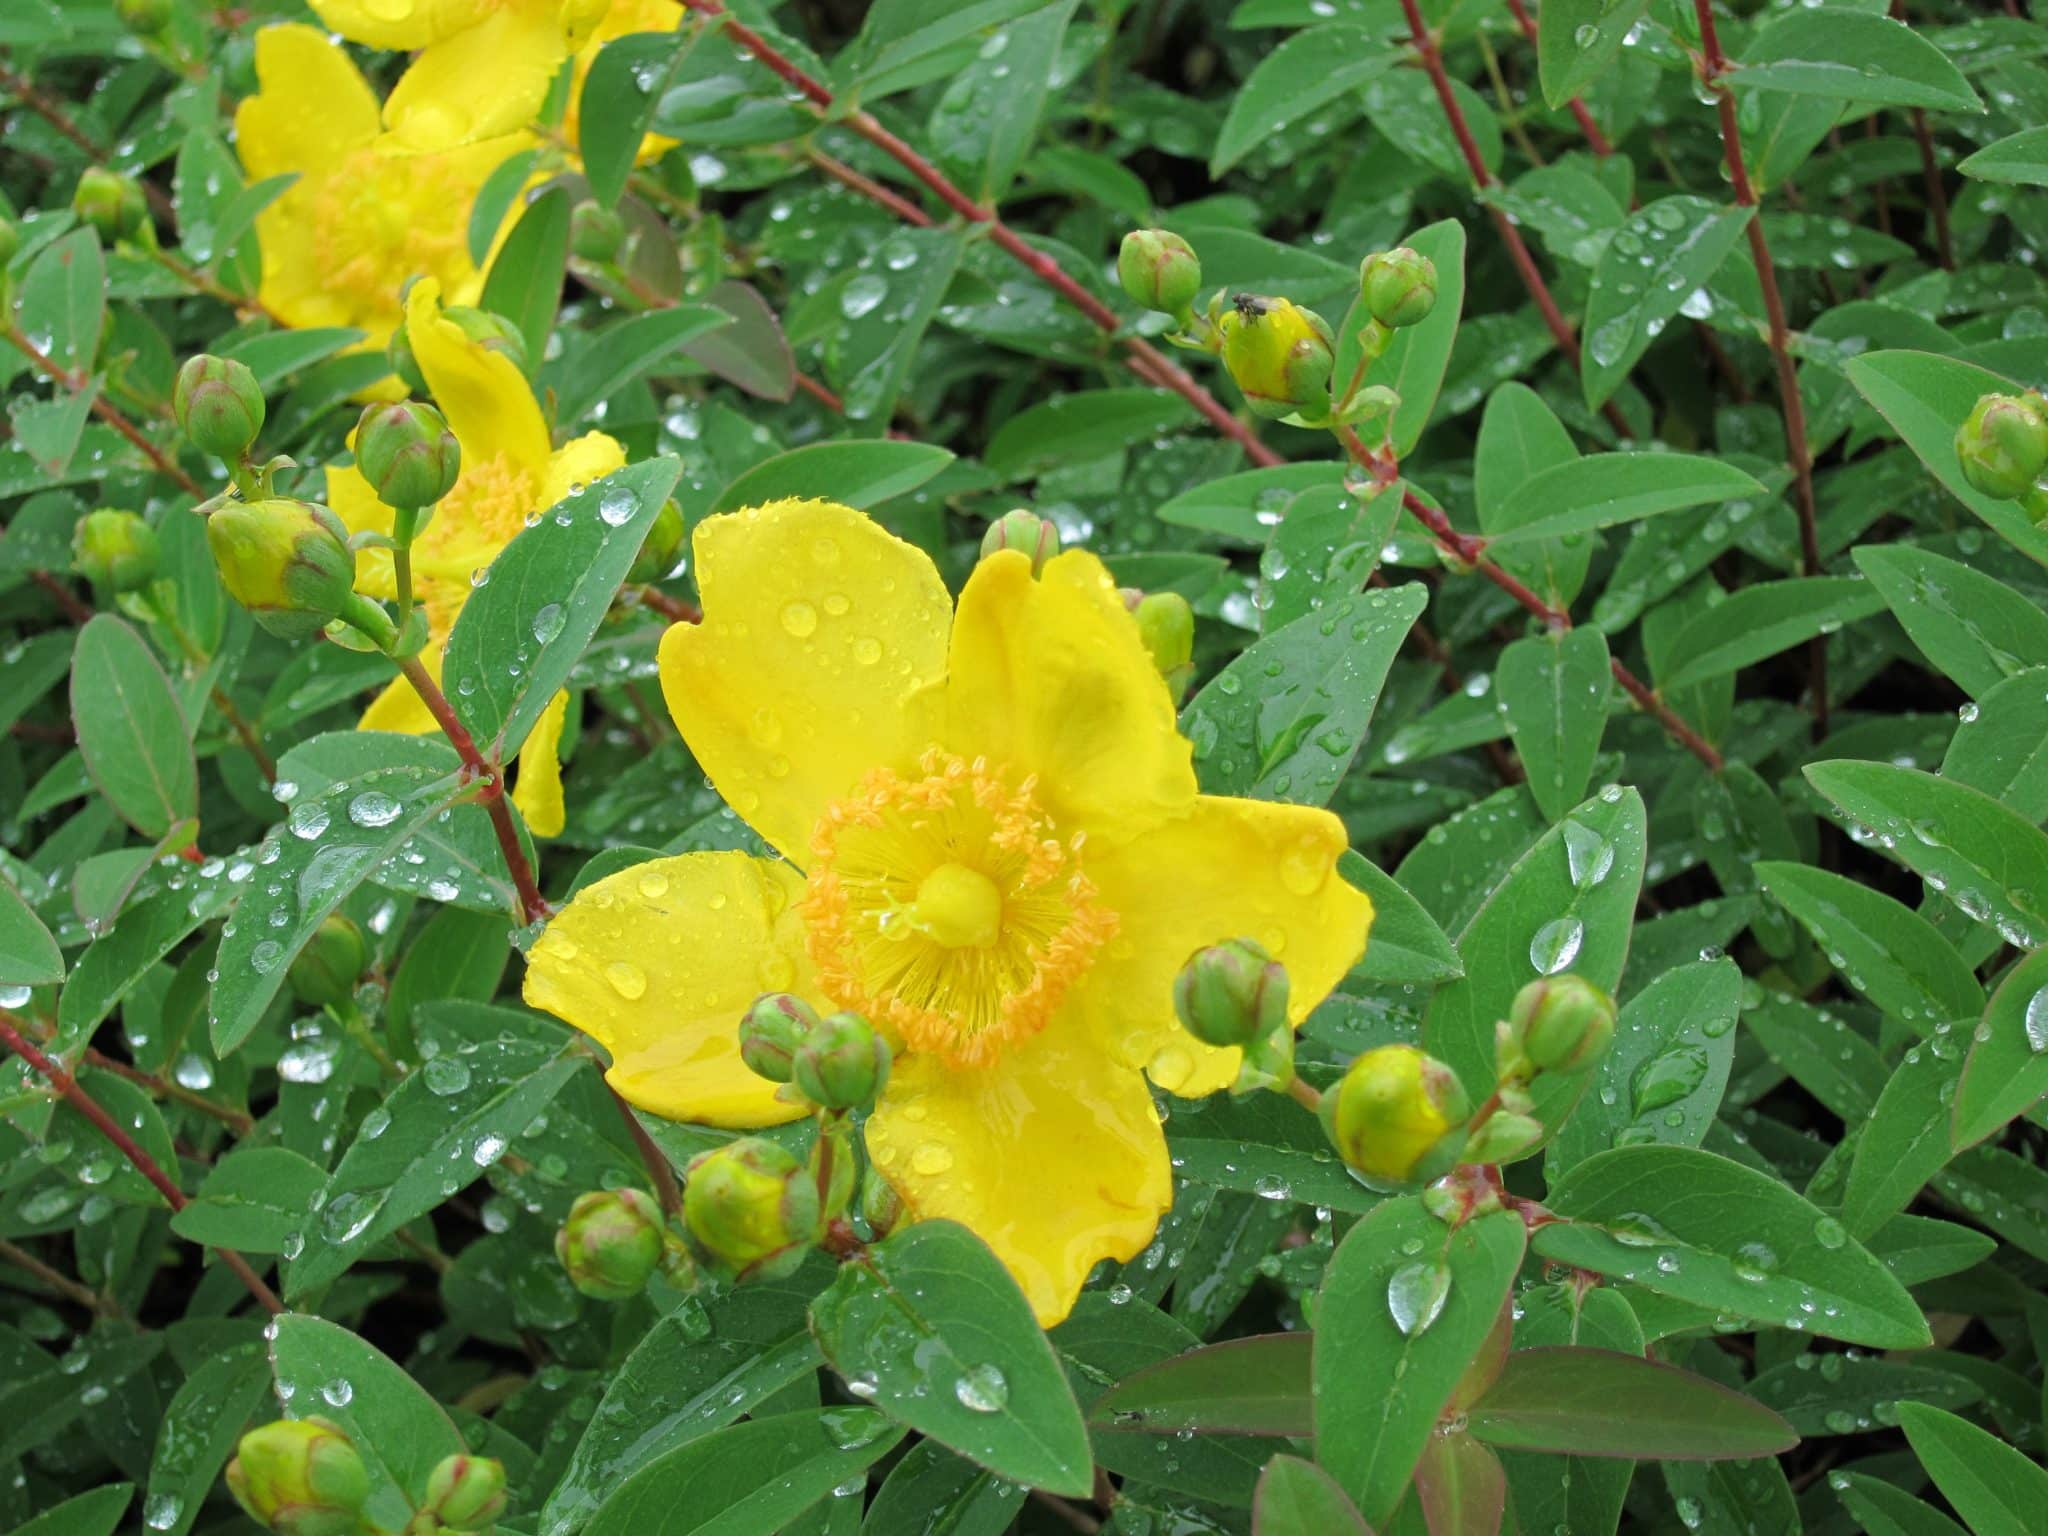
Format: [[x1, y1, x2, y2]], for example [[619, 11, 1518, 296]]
[[841, 274, 888, 319], [1387, 1260, 1450, 1336], [599, 486, 638, 526], [1813, 1216, 1846, 1250], [1529, 916, 1585, 974], [348, 791, 403, 829], [2024, 984, 2048, 1053], [606, 961, 648, 1000], [532, 603, 565, 646], [289, 802, 330, 840], [781, 601, 819, 638], [954, 1363, 1008, 1413], [423, 1057, 472, 1096], [911, 1141, 955, 1176]]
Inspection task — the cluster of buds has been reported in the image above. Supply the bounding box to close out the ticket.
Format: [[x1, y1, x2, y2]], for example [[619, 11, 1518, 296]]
[[1172, 938, 1295, 1094], [72, 165, 153, 248], [737, 993, 891, 1110], [1956, 391, 2048, 520], [556, 1186, 688, 1299]]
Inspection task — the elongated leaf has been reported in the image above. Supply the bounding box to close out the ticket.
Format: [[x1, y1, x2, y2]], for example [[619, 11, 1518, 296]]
[[145, 1347, 270, 1536], [71, 616, 197, 839], [1089, 1334, 1310, 1438], [172, 1146, 329, 1253], [1945, 666, 2048, 821], [1497, 1287, 1641, 1536], [1583, 200, 1753, 408], [986, 388, 1199, 479], [1898, 1403, 2048, 1536], [928, 0, 1078, 202], [580, 31, 684, 208], [1415, 1432, 1506, 1536], [1496, 627, 1610, 823], [3, 1486, 132, 1536], [1659, 577, 1881, 691], [860, 1441, 1026, 1536], [0, 874, 63, 986], [1211, 24, 1396, 175], [1953, 945, 2048, 1150], [1756, 861, 1982, 1029], [1343, 850, 1462, 985], [1843, 1041, 1964, 1240], [1467, 1348, 1794, 1460], [1537, 0, 1652, 110], [1158, 463, 1349, 543], [1737, 11, 1982, 112], [1960, 125, 2048, 187], [1252, 1455, 1372, 1536], [479, 186, 571, 368], [17, 228, 105, 374], [1855, 544, 2048, 698], [711, 441, 953, 515], [1484, 453, 1764, 548], [552, 305, 732, 423], [822, 226, 968, 423], [1475, 381, 1585, 605], [1344, 218, 1467, 457]]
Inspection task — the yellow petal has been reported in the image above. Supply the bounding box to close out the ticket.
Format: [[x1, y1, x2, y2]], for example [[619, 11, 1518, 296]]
[[308, 0, 493, 50], [945, 548, 1195, 845], [359, 642, 443, 735], [1081, 795, 1371, 1097], [327, 460, 400, 602], [511, 690, 570, 838], [657, 499, 952, 863], [522, 852, 815, 1128], [866, 1014, 1170, 1326], [539, 431, 627, 510], [235, 25, 380, 184], [383, 5, 574, 150], [405, 278, 551, 478]]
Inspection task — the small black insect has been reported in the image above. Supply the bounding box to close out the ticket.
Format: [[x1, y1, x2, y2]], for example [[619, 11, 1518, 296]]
[[1232, 292, 1270, 320]]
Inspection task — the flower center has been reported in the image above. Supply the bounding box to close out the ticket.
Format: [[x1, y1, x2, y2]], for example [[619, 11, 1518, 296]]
[[804, 750, 1115, 1068], [309, 146, 471, 324], [407, 451, 537, 639]]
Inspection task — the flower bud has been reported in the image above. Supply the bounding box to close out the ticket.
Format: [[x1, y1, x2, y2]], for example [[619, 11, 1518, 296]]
[[353, 400, 461, 513], [571, 201, 625, 263], [421, 1453, 508, 1532], [1955, 392, 2048, 501], [792, 1010, 890, 1110], [554, 1187, 666, 1300], [1172, 938, 1288, 1050], [1359, 247, 1438, 330], [203, 497, 357, 640], [979, 509, 1059, 575], [225, 1417, 370, 1536], [72, 166, 150, 245], [288, 915, 367, 1009], [1132, 592, 1195, 701], [1117, 228, 1201, 317], [71, 508, 159, 594], [1503, 973, 1616, 1076], [1459, 1110, 1544, 1165], [738, 992, 819, 1083], [860, 1166, 904, 1237], [115, 0, 173, 33], [1217, 295, 1335, 420], [1323, 1044, 1470, 1184], [683, 1136, 820, 1282], [174, 354, 266, 461], [443, 305, 530, 376], [626, 499, 687, 583]]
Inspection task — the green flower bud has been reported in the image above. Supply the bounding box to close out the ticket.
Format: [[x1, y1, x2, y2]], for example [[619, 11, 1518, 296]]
[[1323, 1044, 1470, 1184], [71, 508, 159, 594], [353, 401, 461, 512], [1955, 392, 2048, 501], [738, 992, 819, 1083], [1132, 591, 1195, 701], [571, 201, 625, 262], [72, 166, 150, 245], [860, 1166, 904, 1237], [979, 509, 1059, 575], [554, 1187, 666, 1300], [626, 499, 687, 584], [1173, 938, 1288, 1050], [203, 497, 356, 640], [421, 1453, 509, 1532], [174, 354, 266, 461], [792, 1010, 890, 1110], [115, 0, 174, 33], [225, 1418, 370, 1536], [288, 914, 367, 1009], [1459, 1110, 1544, 1166], [1117, 228, 1201, 317], [1217, 295, 1335, 420], [683, 1136, 820, 1282], [443, 305, 530, 377], [1504, 974, 1617, 1075], [1359, 247, 1438, 330]]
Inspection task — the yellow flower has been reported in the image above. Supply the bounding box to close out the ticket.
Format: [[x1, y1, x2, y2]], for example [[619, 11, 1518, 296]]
[[326, 279, 625, 837], [564, 0, 684, 165], [308, 0, 613, 151], [235, 25, 531, 357], [521, 500, 1372, 1323]]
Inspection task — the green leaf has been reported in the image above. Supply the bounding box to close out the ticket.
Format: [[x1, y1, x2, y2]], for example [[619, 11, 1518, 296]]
[[1, 1486, 132, 1536], [551, 305, 733, 424], [443, 456, 683, 756], [1835, 1472, 1971, 1536], [1181, 585, 1426, 804], [1341, 218, 1466, 458], [479, 186, 572, 369], [1954, 945, 2048, 1150], [711, 441, 954, 515], [466, 148, 540, 266], [1750, 1352, 1981, 1438], [1466, 1348, 1795, 1460], [1342, 850, 1463, 986], [844, 0, 1047, 97], [268, 1314, 466, 1530], [1495, 627, 1610, 822], [1960, 125, 2048, 187], [1088, 1333, 1310, 1437], [55, 874, 237, 1052], [1157, 463, 1348, 543], [808, 1220, 1093, 1496], [860, 1441, 1026, 1536], [1737, 10, 1983, 112], [1314, 1201, 1525, 1528], [1476, 381, 1585, 605], [0, 1332, 164, 1461], [1756, 861, 1982, 1029], [1843, 1042, 1964, 1240], [1256, 476, 1400, 632], [822, 227, 968, 423], [1898, 1402, 2048, 1536], [1535, 1144, 1932, 1348], [171, 1146, 329, 1253], [1537, 0, 1652, 110], [1659, 578, 1883, 692], [1209, 24, 1396, 175], [580, 32, 685, 208], [927, 1, 1079, 203], [1855, 544, 2048, 698], [145, 1346, 270, 1536], [1483, 452, 1765, 548], [1497, 1287, 1641, 1536], [688, 278, 798, 401], [1945, 666, 2048, 821], [70, 615, 197, 840], [221, 327, 367, 389], [0, 873, 62, 986], [16, 228, 105, 375], [1582, 200, 1753, 408], [986, 388, 1199, 479], [1253, 1454, 1373, 1535]]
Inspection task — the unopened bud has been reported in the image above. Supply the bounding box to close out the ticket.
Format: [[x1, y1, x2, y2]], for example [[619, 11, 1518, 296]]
[[571, 201, 625, 262], [792, 1010, 890, 1110], [1956, 392, 2048, 501], [353, 401, 460, 512], [1218, 295, 1335, 420], [1359, 247, 1438, 329], [1323, 1044, 1469, 1184], [288, 915, 367, 1009], [71, 508, 159, 594], [555, 1186, 665, 1298], [1173, 938, 1287, 1050], [203, 497, 356, 640], [980, 509, 1059, 575], [1460, 1111, 1544, 1165], [115, 0, 173, 33], [1132, 592, 1195, 701], [860, 1166, 904, 1237], [626, 499, 686, 584], [1118, 228, 1201, 317], [72, 166, 150, 245], [738, 992, 819, 1084], [174, 354, 266, 461], [422, 1453, 508, 1532], [225, 1418, 370, 1536], [1503, 974, 1616, 1075], [443, 305, 529, 376], [682, 1136, 820, 1282]]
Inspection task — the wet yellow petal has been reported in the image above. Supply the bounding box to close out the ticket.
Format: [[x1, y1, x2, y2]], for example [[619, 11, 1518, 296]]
[[327, 459, 399, 602], [657, 499, 951, 864], [512, 690, 571, 838], [866, 1013, 1170, 1326], [383, 5, 574, 151], [309, 0, 493, 51], [235, 26, 380, 184], [1081, 795, 1371, 1097], [405, 278, 550, 478], [539, 431, 628, 510], [523, 852, 815, 1128], [945, 548, 1195, 845], [359, 641, 443, 735]]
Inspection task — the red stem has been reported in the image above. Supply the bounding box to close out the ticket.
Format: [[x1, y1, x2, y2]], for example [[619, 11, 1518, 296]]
[[6, 325, 204, 496], [1502, 0, 1611, 156], [610, 1087, 683, 1217], [30, 570, 94, 624], [1909, 109, 1955, 270], [0, 62, 178, 223]]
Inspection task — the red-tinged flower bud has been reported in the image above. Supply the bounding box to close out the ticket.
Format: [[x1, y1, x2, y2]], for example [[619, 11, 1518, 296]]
[[174, 353, 266, 461], [202, 497, 356, 640], [115, 0, 173, 33], [571, 201, 625, 262], [979, 509, 1059, 575], [1459, 1110, 1545, 1166], [225, 1418, 370, 1536], [1118, 228, 1201, 317], [421, 1452, 508, 1531], [1218, 295, 1335, 420], [1173, 938, 1288, 1050], [1323, 1044, 1470, 1184], [288, 915, 367, 1009], [626, 499, 687, 583], [71, 508, 159, 594], [1504, 973, 1617, 1076], [1955, 392, 2048, 501], [72, 166, 150, 245], [792, 1010, 890, 1110], [1359, 247, 1438, 329], [555, 1186, 665, 1300], [353, 401, 460, 512], [738, 992, 819, 1084], [683, 1136, 820, 1282]]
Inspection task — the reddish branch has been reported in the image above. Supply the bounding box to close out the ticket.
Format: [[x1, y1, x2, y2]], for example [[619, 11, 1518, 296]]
[[1501, 0, 1612, 157], [6, 325, 204, 496]]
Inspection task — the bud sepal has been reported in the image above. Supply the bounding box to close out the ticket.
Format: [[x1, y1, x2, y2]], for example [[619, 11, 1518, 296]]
[[556, 1187, 667, 1300]]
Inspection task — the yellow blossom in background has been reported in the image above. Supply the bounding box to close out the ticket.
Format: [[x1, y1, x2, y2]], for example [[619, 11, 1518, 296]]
[[308, 0, 614, 151], [522, 499, 1372, 1323], [234, 26, 531, 361], [565, 0, 684, 164], [326, 279, 625, 837]]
